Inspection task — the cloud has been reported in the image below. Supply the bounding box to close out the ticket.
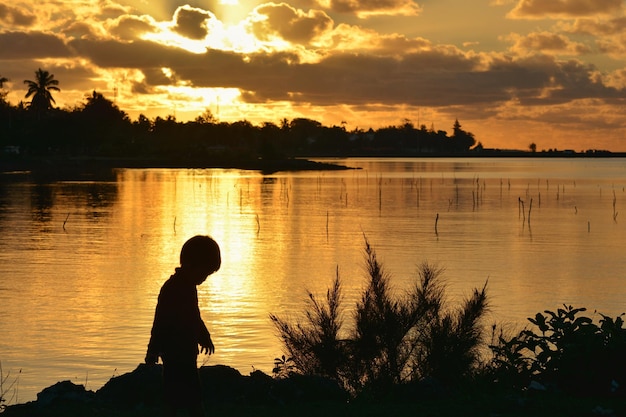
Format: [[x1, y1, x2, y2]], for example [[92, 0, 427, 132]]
[[0, 3, 36, 26], [504, 31, 593, 55], [171, 5, 213, 40], [315, 0, 423, 18], [109, 15, 159, 41], [69, 37, 194, 69], [556, 17, 626, 59], [248, 3, 333, 44], [0, 31, 71, 59], [508, 0, 622, 19], [61, 21, 102, 39], [98, 0, 133, 19], [323, 24, 431, 54], [562, 16, 626, 36], [69, 28, 624, 110]]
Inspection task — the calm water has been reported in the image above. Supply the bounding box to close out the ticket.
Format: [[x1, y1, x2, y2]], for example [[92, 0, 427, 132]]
[[1, 157, 625, 403]]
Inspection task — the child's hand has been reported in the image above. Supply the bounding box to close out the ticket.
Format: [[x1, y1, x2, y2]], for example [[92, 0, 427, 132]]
[[200, 338, 215, 355]]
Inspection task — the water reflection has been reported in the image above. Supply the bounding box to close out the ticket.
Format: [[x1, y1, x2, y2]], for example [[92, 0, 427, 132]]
[[31, 184, 55, 223], [0, 159, 625, 404]]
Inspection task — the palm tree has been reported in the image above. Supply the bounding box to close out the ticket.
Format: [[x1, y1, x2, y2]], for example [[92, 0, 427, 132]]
[[23, 68, 60, 116]]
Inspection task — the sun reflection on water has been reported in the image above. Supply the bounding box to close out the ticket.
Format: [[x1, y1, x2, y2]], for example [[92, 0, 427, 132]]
[[1, 159, 625, 403]]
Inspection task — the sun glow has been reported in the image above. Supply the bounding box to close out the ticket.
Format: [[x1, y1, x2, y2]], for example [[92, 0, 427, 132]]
[[141, 31, 209, 54], [141, 19, 267, 54], [159, 85, 242, 118]]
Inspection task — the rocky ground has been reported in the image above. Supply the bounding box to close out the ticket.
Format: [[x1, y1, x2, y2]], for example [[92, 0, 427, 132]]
[[3, 364, 624, 417]]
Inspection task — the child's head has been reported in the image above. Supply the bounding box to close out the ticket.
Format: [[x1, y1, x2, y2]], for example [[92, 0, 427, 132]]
[[180, 235, 221, 275]]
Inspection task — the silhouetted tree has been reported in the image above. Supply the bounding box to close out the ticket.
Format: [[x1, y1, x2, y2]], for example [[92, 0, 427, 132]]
[[23, 68, 60, 118], [0, 75, 7, 101], [259, 121, 283, 159], [529, 142, 537, 153], [77, 91, 130, 155], [195, 108, 217, 124], [450, 119, 475, 152], [81, 91, 128, 122], [289, 118, 322, 153], [0, 75, 8, 107]]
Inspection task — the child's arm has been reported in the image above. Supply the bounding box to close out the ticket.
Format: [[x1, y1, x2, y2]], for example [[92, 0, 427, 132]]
[[198, 320, 215, 355]]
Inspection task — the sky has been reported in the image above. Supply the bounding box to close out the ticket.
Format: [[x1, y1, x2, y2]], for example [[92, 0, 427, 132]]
[[2, 0, 626, 151]]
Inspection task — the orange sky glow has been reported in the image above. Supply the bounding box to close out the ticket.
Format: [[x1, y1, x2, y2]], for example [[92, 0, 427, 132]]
[[2, 0, 626, 151]]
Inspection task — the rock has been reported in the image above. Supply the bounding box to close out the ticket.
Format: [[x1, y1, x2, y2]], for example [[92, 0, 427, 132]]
[[96, 363, 162, 407], [36, 380, 94, 406], [5, 363, 349, 416]]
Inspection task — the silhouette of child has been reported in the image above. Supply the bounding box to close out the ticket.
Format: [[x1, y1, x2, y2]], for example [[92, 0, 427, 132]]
[[145, 235, 221, 417]]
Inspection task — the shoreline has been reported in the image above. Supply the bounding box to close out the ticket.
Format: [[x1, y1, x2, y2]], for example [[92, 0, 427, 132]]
[[3, 151, 626, 178], [0, 155, 356, 176], [4, 363, 624, 417]]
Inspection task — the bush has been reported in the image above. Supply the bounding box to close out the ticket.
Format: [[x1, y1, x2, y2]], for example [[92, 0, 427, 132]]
[[270, 240, 490, 397], [269, 266, 347, 381], [488, 305, 626, 396], [0, 362, 20, 412]]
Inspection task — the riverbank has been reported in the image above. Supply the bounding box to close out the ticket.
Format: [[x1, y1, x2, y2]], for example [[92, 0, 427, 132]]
[[3, 364, 624, 417]]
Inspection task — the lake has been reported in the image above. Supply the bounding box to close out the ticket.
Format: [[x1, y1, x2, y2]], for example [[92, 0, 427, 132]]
[[1, 157, 625, 403]]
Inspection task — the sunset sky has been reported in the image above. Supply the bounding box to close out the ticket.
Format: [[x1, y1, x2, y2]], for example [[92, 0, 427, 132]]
[[2, 0, 626, 151]]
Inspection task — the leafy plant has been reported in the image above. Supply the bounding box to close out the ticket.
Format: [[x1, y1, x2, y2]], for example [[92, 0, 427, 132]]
[[488, 305, 626, 395], [272, 355, 296, 379]]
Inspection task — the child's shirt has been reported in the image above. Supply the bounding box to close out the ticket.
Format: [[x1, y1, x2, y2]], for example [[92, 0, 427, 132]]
[[147, 268, 211, 360]]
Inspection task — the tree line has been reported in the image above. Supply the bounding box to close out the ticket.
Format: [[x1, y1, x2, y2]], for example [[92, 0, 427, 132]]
[[0, 69, 479, 163]]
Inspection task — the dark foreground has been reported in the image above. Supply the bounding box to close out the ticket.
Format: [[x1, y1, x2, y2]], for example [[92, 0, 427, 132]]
[[3, 364, 624, 417]]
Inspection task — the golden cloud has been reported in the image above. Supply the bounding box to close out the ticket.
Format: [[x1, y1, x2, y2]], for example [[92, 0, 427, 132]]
[[0, 3, 36, 26], [504, 31, 593, 55], [508, 0, 622, 19], [249, 3, 333, 44], [315, 0, 422, 18], [109, 14, 159, 41], [172, 5, 213, 40]]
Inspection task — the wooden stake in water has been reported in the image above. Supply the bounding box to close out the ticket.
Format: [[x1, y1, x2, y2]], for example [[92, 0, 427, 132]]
[[378, 176, 382, 213], [326, 211, 329, 241], [63, 213, 70, 231], [435, 213, 439, 235], [613, 190, 618, 222], [416, 188, 420, 209]]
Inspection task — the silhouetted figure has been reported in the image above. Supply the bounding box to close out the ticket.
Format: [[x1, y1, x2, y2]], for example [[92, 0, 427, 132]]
[[145, 235, 221, 417]]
